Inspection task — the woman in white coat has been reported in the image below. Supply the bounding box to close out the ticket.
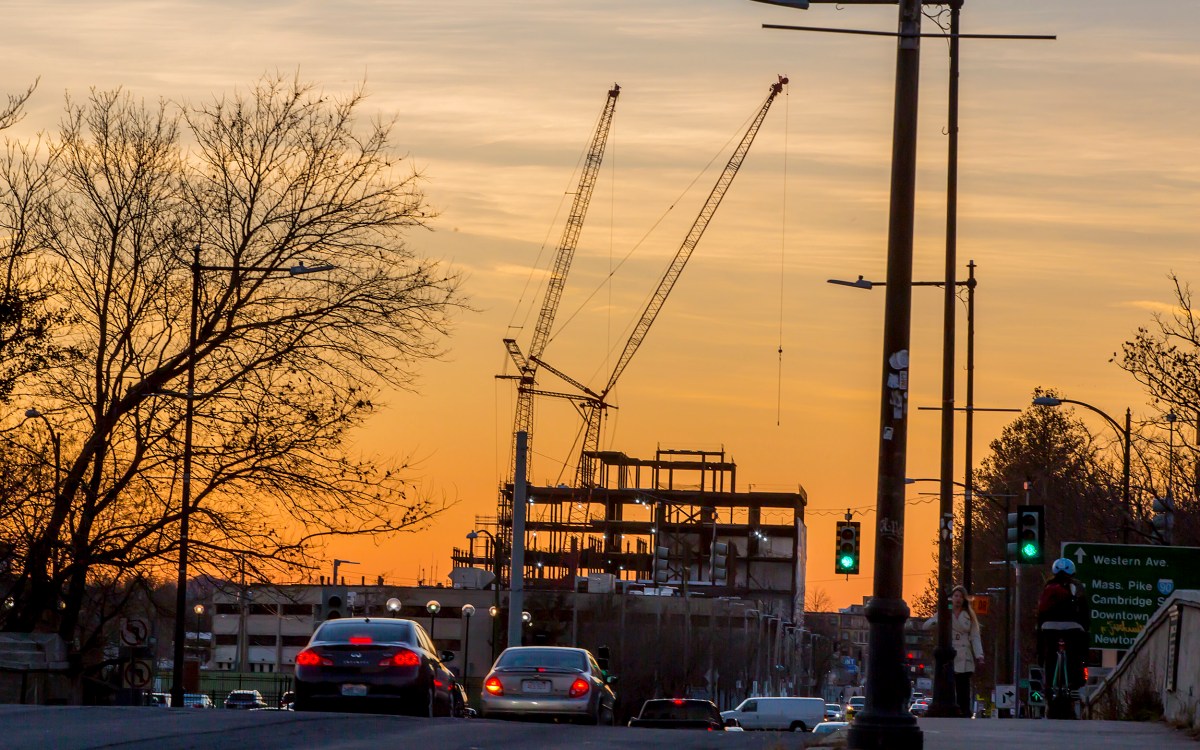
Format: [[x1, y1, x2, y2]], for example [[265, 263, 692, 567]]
[[923, 584, 984, 717]]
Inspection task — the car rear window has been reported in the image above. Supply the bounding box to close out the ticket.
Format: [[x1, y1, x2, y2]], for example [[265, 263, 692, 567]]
[[313, 620, 414, 644], [496, 648, 586, 670], [640, 701, 716, 721]]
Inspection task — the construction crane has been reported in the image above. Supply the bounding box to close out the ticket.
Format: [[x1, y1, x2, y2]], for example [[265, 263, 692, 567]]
[[496, 84, 621, 571], [538, 75, 788, 496]]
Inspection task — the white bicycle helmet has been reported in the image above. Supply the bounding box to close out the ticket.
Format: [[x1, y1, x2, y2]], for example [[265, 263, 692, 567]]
[[1051, 557, 1075, 576]]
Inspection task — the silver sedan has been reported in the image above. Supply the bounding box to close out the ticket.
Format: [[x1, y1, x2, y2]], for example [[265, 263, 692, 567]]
[[480, 646, 616, 725]]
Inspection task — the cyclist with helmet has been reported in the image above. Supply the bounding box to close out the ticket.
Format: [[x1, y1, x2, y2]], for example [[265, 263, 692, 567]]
[[1037, 558, 1090, 708]]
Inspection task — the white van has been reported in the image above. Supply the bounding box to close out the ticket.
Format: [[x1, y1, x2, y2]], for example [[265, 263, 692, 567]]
[[721, 696, 826, 732]]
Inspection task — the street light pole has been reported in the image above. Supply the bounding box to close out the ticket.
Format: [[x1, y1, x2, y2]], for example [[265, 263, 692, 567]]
[[827, 267, 974, 719], [925, 1, 963, 718], [468, 529, 504, 662], [1031, 396, 1132, 543], [168, 247, 334, 710], [170, 244, 201, 711]]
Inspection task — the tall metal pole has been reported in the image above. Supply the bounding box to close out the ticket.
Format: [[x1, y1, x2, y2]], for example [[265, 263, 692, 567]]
[[849, 0, 924, 747], [1122, 408, 1132, 544], [926, 0, 962, 719], [508, 431, 528, 648], [170, 244, 201, 710], [963, 260, 977, 592]]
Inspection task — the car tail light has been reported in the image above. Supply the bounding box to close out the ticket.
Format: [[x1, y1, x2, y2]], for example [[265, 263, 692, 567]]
[[349, 636, 373, 645], [568, 678, 590, 698], [380, 649, 421, 667], [672, 699, 684, 705], [295, 649, 331, 667], [485, 676, 504, 696]]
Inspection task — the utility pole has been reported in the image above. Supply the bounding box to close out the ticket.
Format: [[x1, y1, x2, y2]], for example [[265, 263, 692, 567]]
[[925, 0, 962, 720], [848, 0, 924, 746]]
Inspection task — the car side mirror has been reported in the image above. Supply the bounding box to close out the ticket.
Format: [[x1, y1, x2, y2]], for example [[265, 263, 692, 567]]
[[440, 650, 455, 662], [724, 718, 740, 728]]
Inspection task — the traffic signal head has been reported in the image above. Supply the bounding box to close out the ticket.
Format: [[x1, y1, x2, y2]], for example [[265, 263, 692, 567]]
[[1006, 505, 1044, 565], [711, 540, 729, 585], [654, 545, 671, 584], [835, 521, 861, 575]]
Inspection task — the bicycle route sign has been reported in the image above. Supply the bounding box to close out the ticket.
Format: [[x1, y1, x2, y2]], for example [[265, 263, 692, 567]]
[[1061, 541, 1200, 648]]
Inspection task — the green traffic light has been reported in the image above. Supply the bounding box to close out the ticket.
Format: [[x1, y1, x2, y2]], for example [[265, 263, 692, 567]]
[[839, 555, 855, 570], [1021, 542, 1039, 559]]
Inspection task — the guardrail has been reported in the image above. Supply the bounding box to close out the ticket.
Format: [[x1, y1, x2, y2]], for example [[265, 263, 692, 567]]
[[1084, 589, 1199, 730]]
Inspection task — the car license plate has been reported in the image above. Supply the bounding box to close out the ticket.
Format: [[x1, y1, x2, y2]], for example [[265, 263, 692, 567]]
[[522, 680, 552, 694], [341, 684, 368, 697]]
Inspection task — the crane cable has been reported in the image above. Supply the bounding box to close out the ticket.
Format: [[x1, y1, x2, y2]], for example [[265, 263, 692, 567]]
[[777, 83, 789, 427]]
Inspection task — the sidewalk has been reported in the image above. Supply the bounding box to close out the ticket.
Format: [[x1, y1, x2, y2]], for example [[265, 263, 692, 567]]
[[913, 717, 1195, 750]]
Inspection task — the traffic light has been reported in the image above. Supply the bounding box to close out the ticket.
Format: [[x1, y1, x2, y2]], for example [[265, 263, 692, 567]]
[[711, 540, 729, 585], [1028, 666, 1046, 707], [316, 586, 347, 621], [654, 545, 671, 584], [1152, 495, 1174, 545], [835, 521, 861, 574], [1006, 505, 1044, 565]]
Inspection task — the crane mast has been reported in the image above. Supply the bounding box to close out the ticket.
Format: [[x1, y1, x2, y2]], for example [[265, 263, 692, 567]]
[[573, 75, 788, 490], [498, 85, 621, 571]]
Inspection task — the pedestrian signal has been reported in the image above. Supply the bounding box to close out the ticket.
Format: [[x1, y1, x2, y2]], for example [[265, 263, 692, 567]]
[[835, 521, 861, 575]]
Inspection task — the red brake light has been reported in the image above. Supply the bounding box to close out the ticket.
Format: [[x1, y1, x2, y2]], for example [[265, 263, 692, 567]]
[[380, 648, 421, 667], [485, 676, 504, 696], [295, 649, 330, 667], [673, 699, 685, 705], [349, 636, 373, 645], [1084, 666, 1089, 681], [569, 678, 590, 698]]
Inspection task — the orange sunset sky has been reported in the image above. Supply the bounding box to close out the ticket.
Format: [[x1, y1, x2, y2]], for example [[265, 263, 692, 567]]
[[6, 1, 1200, 609]]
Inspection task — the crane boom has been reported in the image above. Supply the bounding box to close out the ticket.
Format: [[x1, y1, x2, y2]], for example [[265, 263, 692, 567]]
[[574, 75, 788, 489], [505, 84, 621, 487]]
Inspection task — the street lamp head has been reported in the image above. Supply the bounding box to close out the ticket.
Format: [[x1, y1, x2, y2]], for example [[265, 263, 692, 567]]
[[386, 597, 402, 614], [521, 610, 532, 625], [426, 600, 441, 615], [1032, 396, 1062, 407], [288, 261, 336, 276], [193, 603, 205, 616], [462, 604, 475, 618], [466, 531, 478, 540], [24, 408, 42, 418], [827, 275, 874, 290], [749, 0, 811, 8], [488, 605, 499, 618]]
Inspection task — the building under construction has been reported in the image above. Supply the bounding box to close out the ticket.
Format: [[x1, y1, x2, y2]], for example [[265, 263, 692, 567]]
[[451, 446, 808, 622]]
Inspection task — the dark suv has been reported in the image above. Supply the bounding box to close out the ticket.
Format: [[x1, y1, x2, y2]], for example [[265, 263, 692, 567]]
[[225, 689, 268, 710]]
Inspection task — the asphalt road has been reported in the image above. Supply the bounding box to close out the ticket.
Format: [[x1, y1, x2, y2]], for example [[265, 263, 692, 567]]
[[0, 706, 812, 750], [5, 707, 1192, 750]]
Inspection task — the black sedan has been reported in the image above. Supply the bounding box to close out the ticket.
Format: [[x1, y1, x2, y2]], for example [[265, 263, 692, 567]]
[[293, 617, 458, 716]]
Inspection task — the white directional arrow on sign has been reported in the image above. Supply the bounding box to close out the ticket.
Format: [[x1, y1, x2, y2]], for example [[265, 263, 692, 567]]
[[1074, 547, 1086, 563]]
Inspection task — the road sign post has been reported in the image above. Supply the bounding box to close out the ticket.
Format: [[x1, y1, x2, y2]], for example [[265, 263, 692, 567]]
[[1062, 542, 1200, 648]]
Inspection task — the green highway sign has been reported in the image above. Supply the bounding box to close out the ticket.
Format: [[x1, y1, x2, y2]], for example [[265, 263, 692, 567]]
[[1062, 542, 1200, 648]]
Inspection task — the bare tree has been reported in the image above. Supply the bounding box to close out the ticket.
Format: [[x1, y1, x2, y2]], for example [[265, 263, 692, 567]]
[[805, 587, 832, 613], [0, 75, 465, 651], [1116, 274, 1200, 546]]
